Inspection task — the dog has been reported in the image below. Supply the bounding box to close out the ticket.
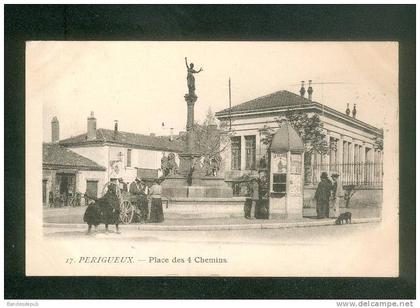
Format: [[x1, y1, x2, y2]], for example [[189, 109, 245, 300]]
[[335, 212, 352, 225]]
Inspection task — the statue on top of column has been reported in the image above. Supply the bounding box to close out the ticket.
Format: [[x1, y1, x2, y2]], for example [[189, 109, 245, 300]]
[[185, 57, 203, 96]]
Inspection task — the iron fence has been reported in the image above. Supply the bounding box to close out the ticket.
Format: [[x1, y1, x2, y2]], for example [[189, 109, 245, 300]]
[[307, 162, 383, 187]]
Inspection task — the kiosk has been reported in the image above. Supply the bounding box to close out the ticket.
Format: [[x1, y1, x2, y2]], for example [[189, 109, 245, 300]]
[[269, 122, 305, 219]]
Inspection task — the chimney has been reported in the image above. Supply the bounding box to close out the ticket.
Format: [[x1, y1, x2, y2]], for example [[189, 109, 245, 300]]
[[352, 104, 357, 118], [114, 120, 118, 140], [51, 116, 59, 143], [345, 103, 351, 116], [299, 81, 306, 97], [307, 80, 313, 101], [87, 111, 97, 140], [169, 128, 174, 141]]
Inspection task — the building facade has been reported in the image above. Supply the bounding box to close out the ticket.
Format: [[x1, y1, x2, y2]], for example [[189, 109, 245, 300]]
[[42, 143, 107, 206], [58, 113, 184, 187], [215, 89, 383, 189]]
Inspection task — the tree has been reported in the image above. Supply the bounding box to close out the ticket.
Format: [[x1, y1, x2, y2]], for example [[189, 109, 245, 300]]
[[180, 108, 234, 176], [260, 110, 329, 183], [203, 107, 217, 126]]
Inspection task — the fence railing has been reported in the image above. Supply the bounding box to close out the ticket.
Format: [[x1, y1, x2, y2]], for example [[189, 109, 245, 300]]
[[307, 162, 383, 188]]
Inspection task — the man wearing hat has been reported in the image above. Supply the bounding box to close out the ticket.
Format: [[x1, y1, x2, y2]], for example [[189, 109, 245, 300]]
[[129, 177, 148, 223], [250, 177, 260, 219], [314, 172, 333, 219]]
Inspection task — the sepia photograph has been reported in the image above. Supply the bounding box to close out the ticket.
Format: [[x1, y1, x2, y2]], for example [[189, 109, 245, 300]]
[[25, 41, 398, 277], [4, 3, 416, 302]]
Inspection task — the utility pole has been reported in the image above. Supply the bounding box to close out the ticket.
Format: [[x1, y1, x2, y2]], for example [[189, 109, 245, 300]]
[[229, 77, 232, 131]]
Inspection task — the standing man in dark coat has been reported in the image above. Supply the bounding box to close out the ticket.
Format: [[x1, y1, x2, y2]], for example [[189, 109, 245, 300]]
[[250, 178, 260, 219], [130, 177, 148, 223], [139, 180, 149, 223], [314, 172, 333, 219]]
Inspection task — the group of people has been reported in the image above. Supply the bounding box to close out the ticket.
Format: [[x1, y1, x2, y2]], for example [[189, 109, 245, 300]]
[[314, 171, 344, 219], [129, 177, 164, 224], [83, 177, 165, 234], [244, 177, 269, 219]]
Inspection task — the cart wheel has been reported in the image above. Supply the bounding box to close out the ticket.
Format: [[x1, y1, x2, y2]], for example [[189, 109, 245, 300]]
[[119, 200, 134, 224]]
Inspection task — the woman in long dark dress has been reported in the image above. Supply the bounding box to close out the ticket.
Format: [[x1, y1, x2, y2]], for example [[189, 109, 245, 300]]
[[83, 183, 120, 233], [314, 172, 333, 219], [148, 179, 164, 223], [100, 183, 120, 232], [83, 201, 101, 234]]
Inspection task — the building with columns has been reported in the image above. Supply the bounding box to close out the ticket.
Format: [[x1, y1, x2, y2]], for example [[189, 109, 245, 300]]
[[215, 88, 383, 189]]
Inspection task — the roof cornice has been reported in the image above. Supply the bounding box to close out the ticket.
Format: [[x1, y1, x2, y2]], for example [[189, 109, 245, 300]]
[[42, 163, 106, 171], [216, 102, 382, 136], [61, 139, 184, 153]]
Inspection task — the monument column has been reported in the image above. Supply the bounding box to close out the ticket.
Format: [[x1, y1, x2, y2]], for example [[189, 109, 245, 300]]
[[185, 93, 197, 153], [161, 58, 233, 199], [178, 93, 199, 176]]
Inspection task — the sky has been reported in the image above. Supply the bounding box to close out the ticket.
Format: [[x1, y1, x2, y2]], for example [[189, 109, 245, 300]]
[[26, 41, 398, 142]]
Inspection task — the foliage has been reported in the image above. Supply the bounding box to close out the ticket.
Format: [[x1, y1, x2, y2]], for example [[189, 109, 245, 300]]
[[203, 107, 217, 126], [260, 110, 329, 184], [179, 108, 234, 172], [192, 108, 234, 159], [343, 185, 357, 208], [260, 110, 329, 156]]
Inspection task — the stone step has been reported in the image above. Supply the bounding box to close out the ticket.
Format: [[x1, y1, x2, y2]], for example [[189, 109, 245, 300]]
[[168, 197, 245, 203]]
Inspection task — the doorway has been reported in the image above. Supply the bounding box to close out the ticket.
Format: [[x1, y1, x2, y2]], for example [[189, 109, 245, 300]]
[[86, 180, 98, 199]]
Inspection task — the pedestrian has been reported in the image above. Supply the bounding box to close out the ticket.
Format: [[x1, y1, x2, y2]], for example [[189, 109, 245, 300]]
[[99, 183, 120, 233], [187, 166, 194, 186], [250, 177, 260, 219], [148, 178, 164, 223], [330, 173, 344, 218], [48, 190, 54, 208], [118, 178, 127, 192], [243, 182, 252, 219], [84, 183, 120, 234], [129, 177, 147, 223], [314, 172, 333, 219], [83, 199, 101, 234], [139, 180, 149, 223]]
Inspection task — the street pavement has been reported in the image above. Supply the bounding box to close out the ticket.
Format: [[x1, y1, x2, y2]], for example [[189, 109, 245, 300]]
[[44, 221, 381, 245], [43, 205, 381, 225]]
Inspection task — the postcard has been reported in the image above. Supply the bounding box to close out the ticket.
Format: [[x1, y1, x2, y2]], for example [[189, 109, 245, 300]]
[[26, 41, 398, 276]]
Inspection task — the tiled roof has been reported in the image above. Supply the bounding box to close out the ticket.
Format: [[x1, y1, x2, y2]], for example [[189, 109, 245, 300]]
[[43, 143, 106, 171], [216, 90, 310, 115], [215, 89, 383, 136], [59, 128, 185, 152]]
